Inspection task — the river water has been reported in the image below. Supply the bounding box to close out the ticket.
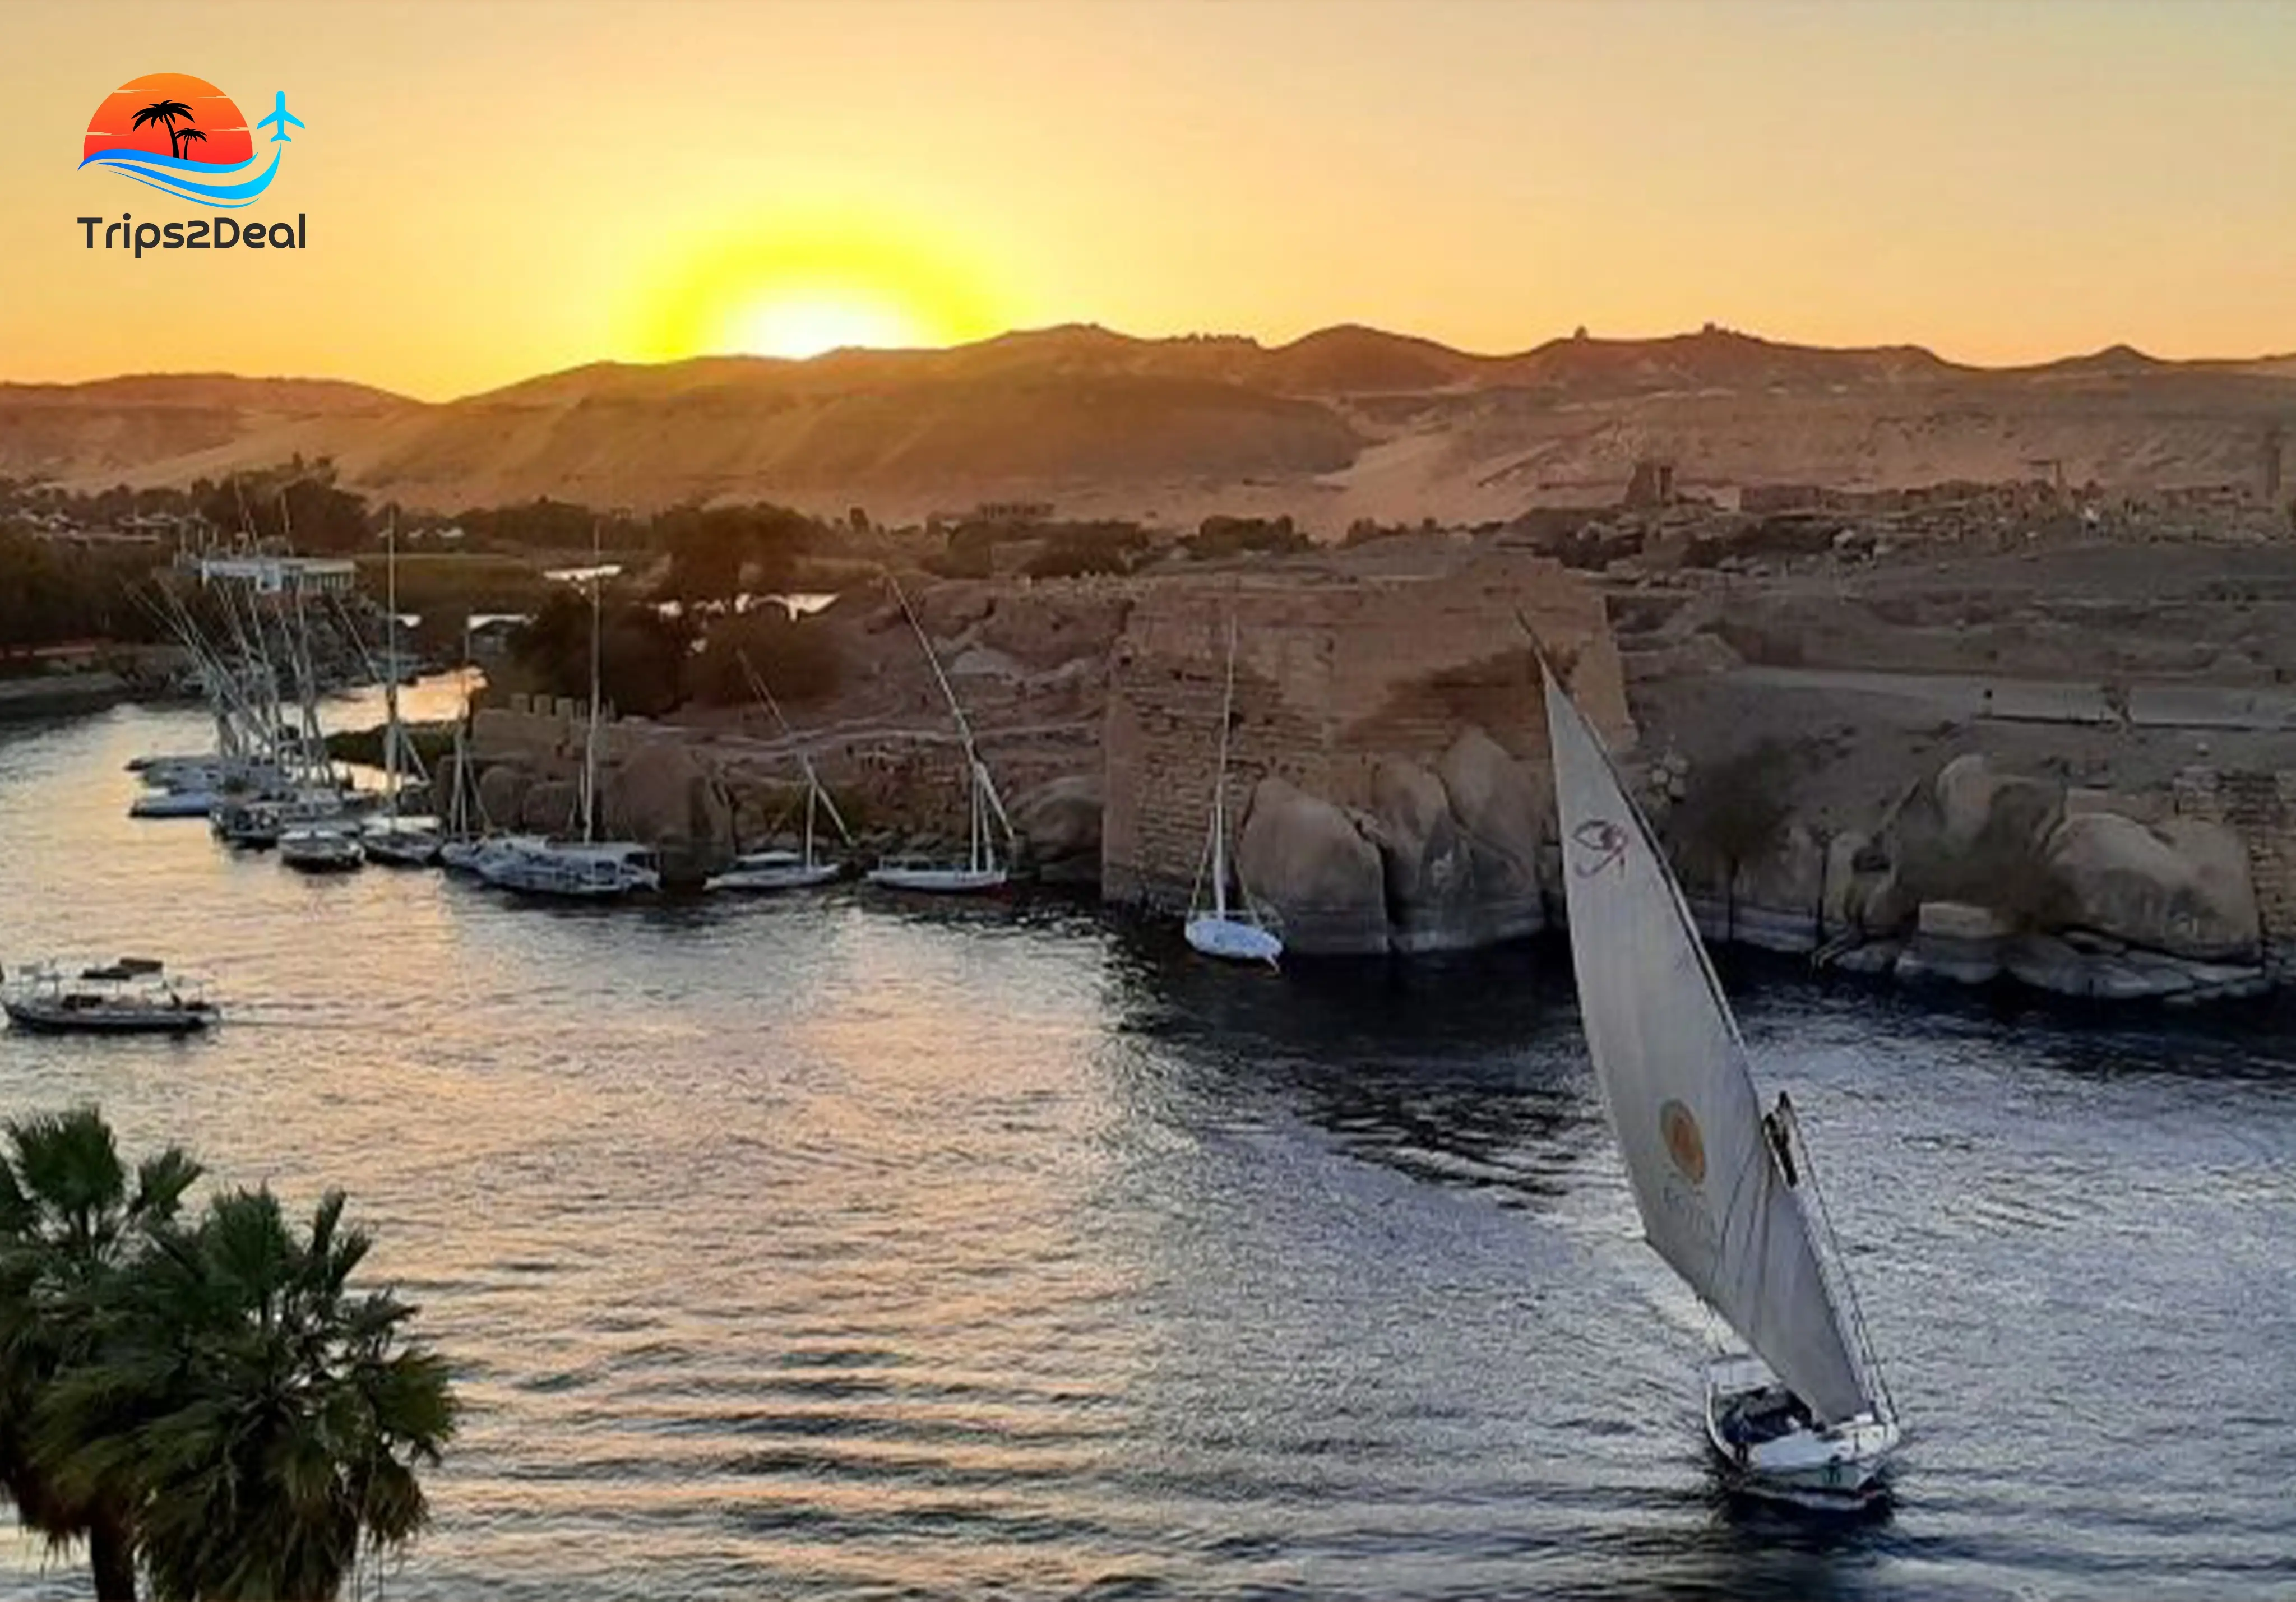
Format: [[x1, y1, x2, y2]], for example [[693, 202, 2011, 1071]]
[[2, 689, 2292, 1600]]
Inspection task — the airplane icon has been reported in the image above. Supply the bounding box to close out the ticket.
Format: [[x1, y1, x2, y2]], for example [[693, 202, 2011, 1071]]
[[255, 92, 305, 143]]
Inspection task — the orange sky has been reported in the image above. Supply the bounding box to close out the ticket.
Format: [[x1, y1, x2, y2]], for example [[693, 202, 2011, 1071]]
[[84, 71, 253, 165], [3, 0, 2293, 400]]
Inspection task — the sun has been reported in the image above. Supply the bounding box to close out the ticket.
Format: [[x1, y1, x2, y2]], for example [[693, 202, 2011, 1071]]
[[730, 291, 923, 359], [623, 214, 1005, 367]]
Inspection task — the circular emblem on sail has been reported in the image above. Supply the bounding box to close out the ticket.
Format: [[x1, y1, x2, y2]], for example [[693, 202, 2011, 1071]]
[[1571, 818, 1629, 877], [1659, 1099, 1706, 1186]]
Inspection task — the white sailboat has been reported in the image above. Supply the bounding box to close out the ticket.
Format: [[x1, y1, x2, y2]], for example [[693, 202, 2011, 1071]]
[[706, 652, 850, 892], [478, 534, 660, 899], [1184, 613, 1281, 965], [436, 621, 535, 876], [364, 515, 443, 867], [865, 575, 1013, 895], [1542, 666, 1900, 1506]]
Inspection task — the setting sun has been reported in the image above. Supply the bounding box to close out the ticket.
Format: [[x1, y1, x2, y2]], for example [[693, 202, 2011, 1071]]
[[622, 213, 1007, 368], [728, 291, 924, 359]]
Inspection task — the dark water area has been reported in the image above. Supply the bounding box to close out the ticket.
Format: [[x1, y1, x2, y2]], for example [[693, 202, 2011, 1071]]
[[2, 694, 2293, 1599]]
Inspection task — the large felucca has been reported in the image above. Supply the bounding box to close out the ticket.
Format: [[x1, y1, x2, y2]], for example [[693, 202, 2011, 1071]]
[[1542, 664, 1900, 1505]]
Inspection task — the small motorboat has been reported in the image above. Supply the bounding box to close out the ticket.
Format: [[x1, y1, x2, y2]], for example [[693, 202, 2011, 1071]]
[[2, 959, 218, 1036], [279, 825, 364, 873]]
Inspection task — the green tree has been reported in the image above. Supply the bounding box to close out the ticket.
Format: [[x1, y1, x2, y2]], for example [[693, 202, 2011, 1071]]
[[0, 1109, 201, 1601], [128, 100, 195, 159], [42, 1188, 457, 1601]]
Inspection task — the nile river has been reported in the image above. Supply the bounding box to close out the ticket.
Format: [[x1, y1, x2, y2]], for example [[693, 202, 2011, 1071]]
[[2, 689, 2293, 1600]]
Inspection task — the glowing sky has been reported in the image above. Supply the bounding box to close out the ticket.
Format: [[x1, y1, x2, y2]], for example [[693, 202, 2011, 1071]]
[[2, 0, 2291, 399]]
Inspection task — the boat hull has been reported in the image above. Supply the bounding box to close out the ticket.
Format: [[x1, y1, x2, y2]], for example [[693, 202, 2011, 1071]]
[[476, 842, 660, 898], [281, 852, 363, 873], [439, 836, 534, 876], [3, 999, 216, 1036], [481, 868, 647, 899], [706, 864, 842, 892], [1704, 1356, 1898, 1508], [279, 831, 365, 872], [865, 866, 1008, 894], [1184, 915, 1283, 965], [129, 791, 220, 819], [363, 832, 442, 867]]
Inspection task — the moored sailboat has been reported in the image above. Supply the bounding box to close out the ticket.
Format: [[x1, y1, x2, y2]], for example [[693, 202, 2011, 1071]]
[[1542, 663, 1900, 1506], [362, 516, 443, 867], [864, 575, 1013, 895], [706, 652, 850, 892], [1184, 612, 1281, 966], [476, 531, 659, 899]]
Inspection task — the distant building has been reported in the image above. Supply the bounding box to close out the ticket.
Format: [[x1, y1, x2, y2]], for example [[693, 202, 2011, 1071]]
[[973, 500, 1053, 524], [186, 554, 359, 595]]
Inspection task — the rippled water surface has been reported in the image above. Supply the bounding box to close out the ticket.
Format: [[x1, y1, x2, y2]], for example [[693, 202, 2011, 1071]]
[[3, 693, 2294, 1600]]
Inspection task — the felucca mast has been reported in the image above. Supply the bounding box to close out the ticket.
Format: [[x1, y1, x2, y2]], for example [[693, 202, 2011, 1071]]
[[736, 647, 854, 870], [384, 510, 402, 822], [885, 571, 1015, 869], [582, 521, 603, 844], [1210, 610, 1239, 919]]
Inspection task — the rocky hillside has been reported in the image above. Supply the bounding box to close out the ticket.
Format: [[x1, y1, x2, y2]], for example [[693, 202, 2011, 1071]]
[[10, 325, 2294, 527]]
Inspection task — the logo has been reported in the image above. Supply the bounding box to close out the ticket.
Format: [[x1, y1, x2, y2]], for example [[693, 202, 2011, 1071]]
[[79, 72, 302, 209], [1659, 1099, 1707, 1187], [1571, 818, 1630, 878]]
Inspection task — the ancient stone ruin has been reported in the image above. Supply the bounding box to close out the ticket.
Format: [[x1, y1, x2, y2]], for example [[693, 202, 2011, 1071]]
[[1101, 553, 1629, 953]]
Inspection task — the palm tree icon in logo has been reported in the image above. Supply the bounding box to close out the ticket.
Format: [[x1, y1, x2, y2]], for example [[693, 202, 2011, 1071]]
[[130, 96, 197, 158]]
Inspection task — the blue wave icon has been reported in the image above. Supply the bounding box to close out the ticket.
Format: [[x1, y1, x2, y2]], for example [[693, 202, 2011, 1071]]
[[78, 146, 282, 209]]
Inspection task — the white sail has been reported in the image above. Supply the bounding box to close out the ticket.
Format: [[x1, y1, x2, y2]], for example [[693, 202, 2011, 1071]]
[[1544, 672, 1872, 1427]]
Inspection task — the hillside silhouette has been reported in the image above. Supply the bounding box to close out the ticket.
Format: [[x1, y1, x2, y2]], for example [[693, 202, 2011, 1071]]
[[5, 324, 2293, 528]]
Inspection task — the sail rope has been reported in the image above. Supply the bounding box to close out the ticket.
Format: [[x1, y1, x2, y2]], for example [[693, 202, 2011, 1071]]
[[1784, 1105, 1899, 1423]]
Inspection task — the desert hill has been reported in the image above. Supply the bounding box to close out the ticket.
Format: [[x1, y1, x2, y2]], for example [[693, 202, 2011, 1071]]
[[4, 325, 2292, 529]]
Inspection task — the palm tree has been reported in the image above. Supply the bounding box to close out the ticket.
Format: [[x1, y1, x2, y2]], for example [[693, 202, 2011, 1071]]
[[174, 127, 207, 161], [0, 1109, 201, 1601], [46, 1188, 458, 1601], [128, 99, 196, 159]]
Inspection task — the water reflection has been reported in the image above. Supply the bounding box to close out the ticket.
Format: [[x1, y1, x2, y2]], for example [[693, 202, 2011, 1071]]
[[0, 700, 2290, 1600]]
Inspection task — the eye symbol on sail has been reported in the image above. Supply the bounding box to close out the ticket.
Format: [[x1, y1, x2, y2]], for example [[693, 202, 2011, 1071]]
[[1572, 819, 1629, 877], [1659, 1099, 1707, 1187]]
